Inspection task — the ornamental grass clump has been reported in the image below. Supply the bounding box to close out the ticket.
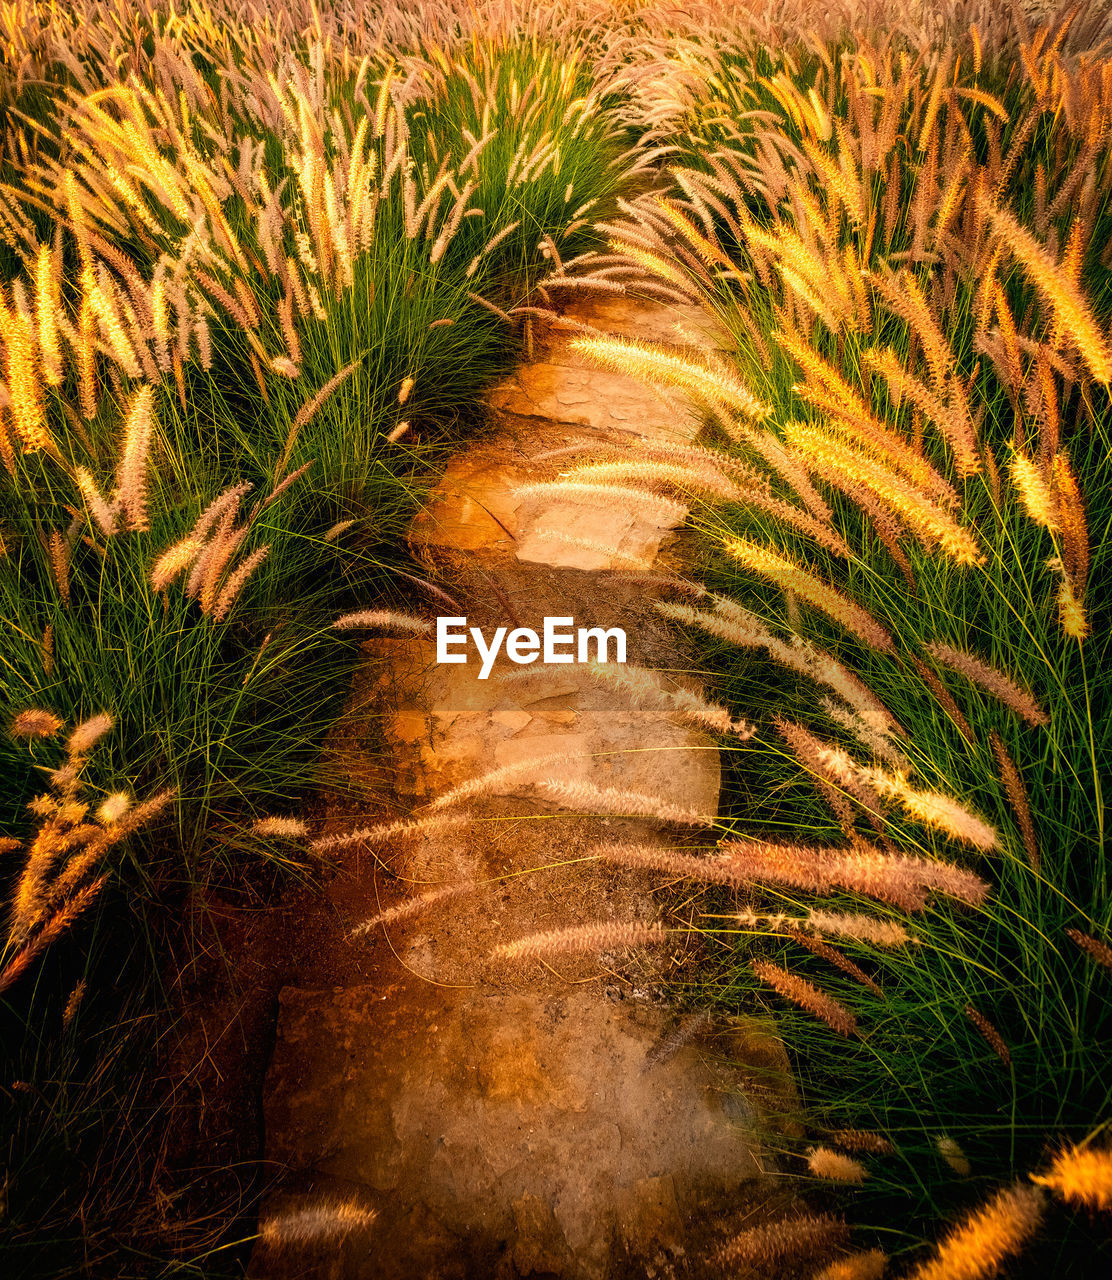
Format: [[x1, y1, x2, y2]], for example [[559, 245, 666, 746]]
[[562, 8, 1112, 1266]]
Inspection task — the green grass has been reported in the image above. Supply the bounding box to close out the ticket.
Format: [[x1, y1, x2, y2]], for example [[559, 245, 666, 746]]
[[627, 36, 1112, 1266]]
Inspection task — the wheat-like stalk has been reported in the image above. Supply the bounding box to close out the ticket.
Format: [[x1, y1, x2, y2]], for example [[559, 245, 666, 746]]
[[331, 610, 431, 634], [812, 1250, 888, 1280], [715, 1214, 848, 1267], [1009, 451, 1060, 533], [752, 959, 858, 1037], [924, 644, 1047, 727], [964, 1005, 1011, 1067], [114, 386, 154, 532], [309, 811, 471, 855], [808, 1146, 868, 1183], [587, 660, 751, 737], [724, 538, 893, 651], [790, 928, 882, 996], [806, 910, 911, 948], [596, 840, 747, 886], [989, 732, 1039, 870], [350, 881, 475, 937], [570, 332, 770, 419], [904, 1183, 1044, 1280], [536, 778, 717, 827], [1031, 1143, 1112, 1211], [515, 480, 688, 528], [1064, 927, 1112, 972], [257, 1197, 377, 1250], [252, 817, 308, 839], [986, 202, 1112, 384], [492, 919, 668, 961]]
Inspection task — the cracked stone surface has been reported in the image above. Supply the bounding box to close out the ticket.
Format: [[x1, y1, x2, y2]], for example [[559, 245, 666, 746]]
[[250, 297, 783, 1279]]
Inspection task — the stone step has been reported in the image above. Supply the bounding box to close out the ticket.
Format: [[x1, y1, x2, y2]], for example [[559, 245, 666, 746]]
[[253, 986, 776, 1280]]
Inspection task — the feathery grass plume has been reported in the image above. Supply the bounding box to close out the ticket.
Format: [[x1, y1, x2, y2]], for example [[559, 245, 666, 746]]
[[10, 709, 63, 740], [642, 1010, 714, 1072], [895, 782, 998, 851], [1032, 1143, 1112, 1211], [309, 811, 472, 855], [114, 386, 154, 532], [596, 840, 748, 886], [655, 600, 800, 669], [422, 753, 570, 815], [277, 359, 362, 476], [752, 959, 858, 1037], [775, 716, 859, 832], [34, 243, 62, 386], [257, 1197, 377, 1250], [807, 910, 911, 948], [989, 732, 1039, 870], [48, 531, 69, 607], [862, 345, 979, 481], [938, 1135, 973, 1176], [62, 977, 87, 1027], [1052, 562, 1089, 641], [924, 643, 1047, 728], [1065, 927, 1112, 972], [587, 661, 751, 737], [569, 333, 770, 419], [808, 1147, 868, 1183], [783, 422, 982, 565], [813, 1250, 887, 1280], [985, 203, 1111, 384], [1009, 451, 1060, 532], [151, 538, 204, 591], [535, 778, 717, 827], [820, 749, 997, 851], [74, 467, 119, 537], [790, 929, 882, 996], [0, 877, 107, 997], [904, 1184, 1044, 1280], [350, 882, 476, 938], [323, 519, 358, 543], [910, 655, 978, 744], [67, 714, 113, 756], [0, 292, 49, 453], [716, 1214, 848, 1267], [1051, 450, 1089, 588], [563, 457, 741, 503], [515, 481, 688, 528], [212, 546, 268, 622], [252, 817, 308, 839], [493, 920, 668, 962], [964, 1005, 1011, 1067], [724, 539, 893, 651], [528, 529, 654, 569], [332, 610, 432, 634], [830, 1130, 894, 1156], [96, 794, 130, 826]]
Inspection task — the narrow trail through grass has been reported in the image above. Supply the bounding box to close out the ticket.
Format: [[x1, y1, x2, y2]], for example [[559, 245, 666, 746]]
[[249, 295, 796, 1280]]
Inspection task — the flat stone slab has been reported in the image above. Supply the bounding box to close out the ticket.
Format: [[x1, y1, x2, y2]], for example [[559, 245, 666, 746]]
[[381, 639, 721, 814], [486, 364, 699, 443], [514, 495, 684, 571], [410, 452, 524, 553], [552, 296, 732, 351], [257, 986, 765, 1279]]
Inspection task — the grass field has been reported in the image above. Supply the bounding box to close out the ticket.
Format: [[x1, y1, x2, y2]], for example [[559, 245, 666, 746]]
[[2, 1, 1111, 1276]]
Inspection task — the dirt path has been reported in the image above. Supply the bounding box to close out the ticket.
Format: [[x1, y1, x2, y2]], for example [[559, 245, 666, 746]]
[[247, 298, 792, 1279]]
